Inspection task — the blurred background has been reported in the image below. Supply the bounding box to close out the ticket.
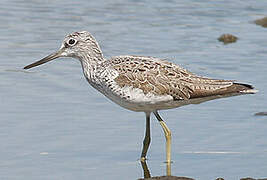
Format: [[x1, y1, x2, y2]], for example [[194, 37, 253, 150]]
[[0, 0, 267, 179]]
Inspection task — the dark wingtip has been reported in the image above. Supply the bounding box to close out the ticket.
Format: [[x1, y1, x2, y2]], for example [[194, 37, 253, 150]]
[[234, 83, 254, 89], [233, 83, 258, 94]]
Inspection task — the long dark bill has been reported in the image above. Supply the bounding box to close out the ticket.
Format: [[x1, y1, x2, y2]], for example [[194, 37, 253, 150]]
[[24, 49, 63, 69]]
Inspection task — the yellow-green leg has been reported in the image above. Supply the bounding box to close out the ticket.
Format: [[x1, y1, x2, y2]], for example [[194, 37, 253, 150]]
[[140, 112, 151, 162], [153, 111, 172, 176]]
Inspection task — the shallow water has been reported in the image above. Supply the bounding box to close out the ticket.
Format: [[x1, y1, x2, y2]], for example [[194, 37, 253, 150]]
[[1, 0, 267, 179]]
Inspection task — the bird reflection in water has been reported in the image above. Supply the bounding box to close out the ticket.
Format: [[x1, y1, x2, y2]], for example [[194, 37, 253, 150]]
[[139, 160, 194, 180]]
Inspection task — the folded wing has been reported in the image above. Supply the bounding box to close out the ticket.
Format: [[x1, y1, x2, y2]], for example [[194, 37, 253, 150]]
[[110, 55, 255, 101]]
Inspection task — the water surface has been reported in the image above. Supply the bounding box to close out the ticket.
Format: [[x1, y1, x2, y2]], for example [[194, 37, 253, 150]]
[[1, 0, 267, 179]]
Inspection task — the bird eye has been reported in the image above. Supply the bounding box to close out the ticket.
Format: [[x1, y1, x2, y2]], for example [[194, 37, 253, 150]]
[[68, 38, 77, 46]]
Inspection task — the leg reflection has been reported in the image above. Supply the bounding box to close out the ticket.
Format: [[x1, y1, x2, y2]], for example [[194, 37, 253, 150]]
[[140, 160, 172, 178], [140, 160, 151, 179], [166, 161, 171, 176], [139, 160, 194, 180]]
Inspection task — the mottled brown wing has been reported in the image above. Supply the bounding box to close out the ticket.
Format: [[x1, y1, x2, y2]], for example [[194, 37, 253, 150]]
[[110, 55, 235, 100]]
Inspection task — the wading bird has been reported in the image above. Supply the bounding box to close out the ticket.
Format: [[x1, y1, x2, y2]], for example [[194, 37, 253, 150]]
[[24, 31, 257, 167]]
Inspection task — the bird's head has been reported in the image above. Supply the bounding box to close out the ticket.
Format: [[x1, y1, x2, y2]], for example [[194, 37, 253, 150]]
[[24, 31, 103, 69]]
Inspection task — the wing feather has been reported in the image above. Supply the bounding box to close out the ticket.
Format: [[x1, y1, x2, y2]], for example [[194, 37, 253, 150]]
[[110, 55, 234, 100]]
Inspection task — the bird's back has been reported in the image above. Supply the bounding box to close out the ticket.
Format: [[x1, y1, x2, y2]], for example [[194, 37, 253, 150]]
[[93, 55, 256, 111]]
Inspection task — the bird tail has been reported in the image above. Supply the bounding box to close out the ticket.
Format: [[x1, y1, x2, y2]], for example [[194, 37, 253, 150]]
[[231, 83, 258, 94], [184, 82, 257, 106]]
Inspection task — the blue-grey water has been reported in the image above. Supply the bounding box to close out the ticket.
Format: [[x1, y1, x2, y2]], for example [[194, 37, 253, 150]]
[[1, 0, 267, 179]]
